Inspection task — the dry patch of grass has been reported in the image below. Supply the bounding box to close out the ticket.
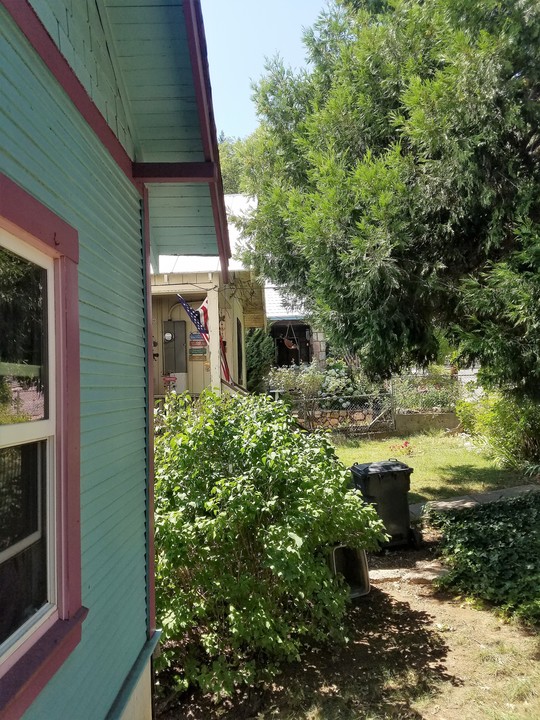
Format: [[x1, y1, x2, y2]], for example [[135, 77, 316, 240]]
[[414, 623, 540, 720]]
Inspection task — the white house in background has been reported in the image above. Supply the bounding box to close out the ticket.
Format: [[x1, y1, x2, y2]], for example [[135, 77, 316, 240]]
[[226, 194, 329, 369], [264, 285, 327, 367], [150, 194, 329, 399], [151, 195, 265, 397]]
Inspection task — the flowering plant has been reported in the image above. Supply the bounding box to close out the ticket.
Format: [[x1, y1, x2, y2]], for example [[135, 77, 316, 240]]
[[389, 440, 415, 456]]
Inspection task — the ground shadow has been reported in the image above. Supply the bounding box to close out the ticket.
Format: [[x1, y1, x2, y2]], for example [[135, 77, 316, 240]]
[[408, 463, 525, 504], [159, 588, 459, 720]]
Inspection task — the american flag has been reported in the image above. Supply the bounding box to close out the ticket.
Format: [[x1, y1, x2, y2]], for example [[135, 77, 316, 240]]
[[176, 294, 209, 343], [176, 294, 231, 382]]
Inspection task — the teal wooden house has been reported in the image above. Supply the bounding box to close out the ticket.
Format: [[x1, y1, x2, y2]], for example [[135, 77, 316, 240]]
[[0, 1, 229, 718]]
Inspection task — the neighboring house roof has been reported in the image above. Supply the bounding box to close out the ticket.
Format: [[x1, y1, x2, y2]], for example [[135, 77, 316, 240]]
[[265, 286, 306, 322]]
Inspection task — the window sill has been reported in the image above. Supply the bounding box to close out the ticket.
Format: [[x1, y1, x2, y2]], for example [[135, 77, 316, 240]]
[[0, 606, 88, 720]]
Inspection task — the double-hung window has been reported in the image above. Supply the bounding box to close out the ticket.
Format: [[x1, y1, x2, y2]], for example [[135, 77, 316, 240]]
[[0, 174, 85, 718], [0, 232, 55, 658]]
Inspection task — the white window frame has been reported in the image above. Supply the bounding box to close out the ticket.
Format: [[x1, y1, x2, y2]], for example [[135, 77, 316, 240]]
[[0, 228, 57, 662]]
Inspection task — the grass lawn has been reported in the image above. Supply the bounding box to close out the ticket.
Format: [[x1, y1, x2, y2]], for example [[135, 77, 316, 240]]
[[333, 431, 525, 504]]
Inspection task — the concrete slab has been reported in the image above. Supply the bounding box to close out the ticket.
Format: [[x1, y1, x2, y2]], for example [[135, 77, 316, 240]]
[[409, 484, 540, 517], [472, 485, 540, 504], [425, 496, 479, 513]]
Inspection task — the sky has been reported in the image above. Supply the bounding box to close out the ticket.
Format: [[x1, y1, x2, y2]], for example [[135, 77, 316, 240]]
[[200, 0, 329, 139]]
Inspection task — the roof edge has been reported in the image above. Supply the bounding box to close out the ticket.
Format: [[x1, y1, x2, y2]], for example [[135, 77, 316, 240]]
[[183, 0, 231, 284]]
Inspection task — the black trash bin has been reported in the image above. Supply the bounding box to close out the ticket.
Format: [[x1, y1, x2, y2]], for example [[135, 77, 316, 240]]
[[351, 459, 417, 548]]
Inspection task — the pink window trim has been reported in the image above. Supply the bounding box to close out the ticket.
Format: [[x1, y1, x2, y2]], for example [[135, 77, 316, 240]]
[[0, 173, 86, 720]]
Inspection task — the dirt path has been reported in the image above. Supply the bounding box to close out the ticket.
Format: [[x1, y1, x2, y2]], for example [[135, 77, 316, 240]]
[[158, 543, 540, 720], [366, 550, 540, 720]]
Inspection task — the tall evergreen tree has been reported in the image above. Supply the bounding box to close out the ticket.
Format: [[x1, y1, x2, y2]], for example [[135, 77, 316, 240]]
[[238, 0, 540, 397]]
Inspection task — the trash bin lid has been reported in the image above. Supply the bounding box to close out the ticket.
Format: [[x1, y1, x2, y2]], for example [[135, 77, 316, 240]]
[[351, 459, 412, 476]]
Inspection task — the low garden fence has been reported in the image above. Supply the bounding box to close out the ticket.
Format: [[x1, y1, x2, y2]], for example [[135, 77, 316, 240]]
[[286, 392, 395, 432], [273, 372, 461, 433]]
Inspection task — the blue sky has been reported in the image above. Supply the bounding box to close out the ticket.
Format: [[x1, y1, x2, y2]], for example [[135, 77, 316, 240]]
[[200, 0, 329, 139]]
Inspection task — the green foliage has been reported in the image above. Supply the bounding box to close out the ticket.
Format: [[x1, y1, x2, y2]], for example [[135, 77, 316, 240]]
[[217, 133, 244, 194], [0, 378, 31, 424], [0, 247, 44, 365], [218, 132, 262, 195], [431, 493, 540, 624], [245, 328, 275, 393], [456, 390, 540, 468], [154, 391, 385, 697], [267, 357, 382, 399], [237, 0, 540, 397], [392, 369, 460, 412], [266, 360, 325, 398], [0, 407, 30, 424]]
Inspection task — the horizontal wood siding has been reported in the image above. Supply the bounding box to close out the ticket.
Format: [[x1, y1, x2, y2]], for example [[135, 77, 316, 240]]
[[1, 10, 148, 720]]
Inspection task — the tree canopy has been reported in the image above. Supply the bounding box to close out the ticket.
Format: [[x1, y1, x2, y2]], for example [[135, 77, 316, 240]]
[[238, 0, 540, 397], [217, 133, 244, 194]]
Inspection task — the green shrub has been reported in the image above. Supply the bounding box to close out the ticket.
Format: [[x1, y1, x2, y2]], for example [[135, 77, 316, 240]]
[[266, 359, 324, 397], [154, 391, 385, 696], [266, 358, 383, 399], [266, 361, 325, 427], [431, 494, 540, 624], [456, 390, 540, 467], [392, 368, 460, 412], [245, 328, 275, 394]]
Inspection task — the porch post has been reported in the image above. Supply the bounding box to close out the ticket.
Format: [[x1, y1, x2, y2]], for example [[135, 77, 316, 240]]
[[207, 285, 221, 391]]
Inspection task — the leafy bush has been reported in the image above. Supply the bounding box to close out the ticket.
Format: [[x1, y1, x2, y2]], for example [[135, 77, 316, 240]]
[[267, 358, 383, 401], [154, 391, 385, 696], [392, 369, 460, 412], [266, 359, 324, 397], [0, 379, 30, 424], [456, 390, 540, 467], [245, 328, 275, 393], [431, 493, 540, 624]]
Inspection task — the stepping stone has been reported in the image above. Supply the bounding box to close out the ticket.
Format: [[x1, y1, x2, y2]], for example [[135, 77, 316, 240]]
[[403, 560, 449, 585], [473, 485, 540, 504], [369, 569, 405, 583], [425, 496, 479, 513]]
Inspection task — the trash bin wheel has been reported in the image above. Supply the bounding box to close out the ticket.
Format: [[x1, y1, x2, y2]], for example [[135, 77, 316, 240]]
[[408, 527, 422, 549]]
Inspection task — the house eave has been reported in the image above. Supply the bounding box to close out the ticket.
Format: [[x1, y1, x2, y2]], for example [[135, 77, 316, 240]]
[[183, 0, 230, 283]]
